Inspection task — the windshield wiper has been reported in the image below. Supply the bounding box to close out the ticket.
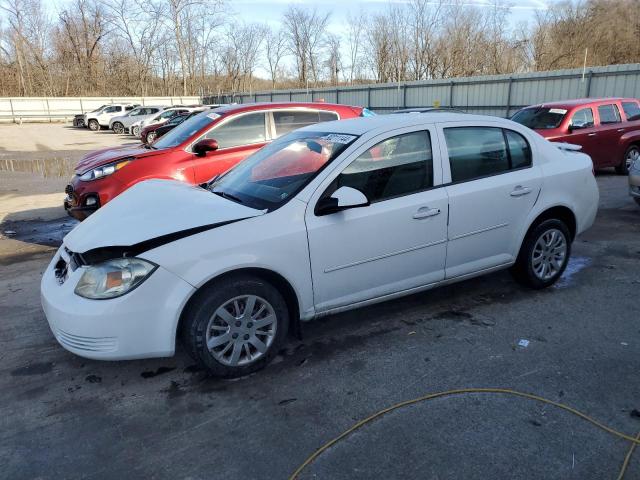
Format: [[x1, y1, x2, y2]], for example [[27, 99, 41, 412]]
[[212, 189, 244, 205]]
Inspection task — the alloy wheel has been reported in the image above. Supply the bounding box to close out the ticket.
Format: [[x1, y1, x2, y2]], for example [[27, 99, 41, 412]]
[[205, 295, 277, 366], [531, 228, 567, 280], [626, 147, 639, 171]]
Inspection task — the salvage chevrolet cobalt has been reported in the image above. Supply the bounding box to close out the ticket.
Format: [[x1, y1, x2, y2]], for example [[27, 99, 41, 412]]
[[41, 113, 599, 377]]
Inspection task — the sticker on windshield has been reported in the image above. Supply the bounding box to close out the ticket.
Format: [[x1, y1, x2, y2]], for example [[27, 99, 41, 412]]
[[321, 134, 356, 144], [207, 113, 221, 120], [549, 108, 567, 114]]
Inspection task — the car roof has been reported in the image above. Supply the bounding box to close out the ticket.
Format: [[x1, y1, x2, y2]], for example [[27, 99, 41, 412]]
[[211, 102, 360, 115], [297, 112, 505, 135], [523, 97, 638, 110]]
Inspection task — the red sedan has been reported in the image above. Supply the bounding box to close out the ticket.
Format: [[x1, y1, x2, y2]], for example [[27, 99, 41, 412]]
[[511, 97, 640, 173], [64, 102, 368, 220]]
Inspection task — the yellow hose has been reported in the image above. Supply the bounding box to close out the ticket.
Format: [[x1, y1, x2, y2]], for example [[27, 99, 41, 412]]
[[289, 388, 640, 480]]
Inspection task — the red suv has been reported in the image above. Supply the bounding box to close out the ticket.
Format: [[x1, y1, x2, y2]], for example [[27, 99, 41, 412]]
[[64, 102, 367, 220], [511, 97, 640, 173]]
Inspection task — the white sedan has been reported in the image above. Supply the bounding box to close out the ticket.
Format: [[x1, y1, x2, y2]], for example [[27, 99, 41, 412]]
[[41, 113, 599, 377]]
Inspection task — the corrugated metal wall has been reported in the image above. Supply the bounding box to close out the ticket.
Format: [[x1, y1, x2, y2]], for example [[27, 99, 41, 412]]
[[0, 96, 201, 122], [206, 64, 640, 118]]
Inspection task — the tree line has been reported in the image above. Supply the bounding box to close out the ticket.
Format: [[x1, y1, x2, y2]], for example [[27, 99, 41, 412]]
[[0, 0, 638, 98]]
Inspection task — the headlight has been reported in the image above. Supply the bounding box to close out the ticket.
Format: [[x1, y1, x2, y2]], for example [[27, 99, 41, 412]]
[[74, 258, 157, 299], [79, 158, 132, 181]]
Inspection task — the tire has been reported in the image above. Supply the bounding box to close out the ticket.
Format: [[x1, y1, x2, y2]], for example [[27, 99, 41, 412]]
[[635, 197, 640, 207], [510, 219, 571, 289], [146, 131, 156, 144], [112, 122, 125, 134], [88, 119, 100, 131], [181, 274, 290, 378], [616, 145, 639, 175], [131, 125, 140, 137]]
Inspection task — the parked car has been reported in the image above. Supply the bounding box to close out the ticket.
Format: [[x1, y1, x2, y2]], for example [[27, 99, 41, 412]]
[[73, 105, 109, 127], [511, 97, 640, 174], [132, 107, 200, 138], [393, 107, 465, 114], [140, 109, 205, 144], [145, 111, 197, 143], [63, 102, 366, 220], [109, 106, 166, 134], [44, 112, 598, 377], [629, 150, 640, 206], [85, 103, 139, 131]]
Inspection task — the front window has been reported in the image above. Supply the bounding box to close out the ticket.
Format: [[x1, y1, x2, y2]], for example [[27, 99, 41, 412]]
[[152, 112, 218, 149], [569, 108, 594, 129], [511, 107, 566, 129], [128, 107, 144, 116], [209, 131, 358, 211]]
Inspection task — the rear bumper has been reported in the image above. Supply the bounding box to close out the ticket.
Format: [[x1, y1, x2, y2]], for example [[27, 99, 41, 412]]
[[629, 170, 640, 198]]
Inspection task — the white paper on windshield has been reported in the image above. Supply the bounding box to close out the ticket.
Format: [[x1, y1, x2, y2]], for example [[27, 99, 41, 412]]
[[207, 113, 221, 120], [549, 108, 567, 114], [321, 134, 356, 144]]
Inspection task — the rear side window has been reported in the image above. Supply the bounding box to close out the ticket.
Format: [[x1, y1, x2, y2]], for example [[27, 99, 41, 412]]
[[335, 131, 433, 203], [273, 110, 338, 138], [569, 108, 594, 128], [444, 127, 531, 183], [207, 112, 266, 148], [598, 104, 621, 124], [622, 101, 640, 121]]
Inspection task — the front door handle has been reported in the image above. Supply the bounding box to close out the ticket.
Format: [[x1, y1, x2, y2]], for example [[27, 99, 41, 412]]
[[510, 185, 532, 197], [587, 133, 597, 137], [413, 207, 441, 219], [617, 128, 626, 132]]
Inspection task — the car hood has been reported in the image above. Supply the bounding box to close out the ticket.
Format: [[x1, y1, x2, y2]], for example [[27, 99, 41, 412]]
[[75, 145, 161, 173], [64, 179, 264, 255]]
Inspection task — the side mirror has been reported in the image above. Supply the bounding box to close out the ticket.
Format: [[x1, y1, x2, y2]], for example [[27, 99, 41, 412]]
[[568, 121, 587, 132], [315, 186, 369, 216], [193, 139, 219, 156]]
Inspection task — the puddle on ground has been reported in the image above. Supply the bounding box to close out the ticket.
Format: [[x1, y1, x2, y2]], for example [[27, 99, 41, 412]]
[[0, 157, 76, 177], [554, 256, 592, 288], [1, 217, 77, 247]]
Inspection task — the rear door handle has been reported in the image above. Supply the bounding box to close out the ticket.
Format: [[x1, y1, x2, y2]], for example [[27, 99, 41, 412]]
[[413, 207, 441, 219], [617, 128, 626, 132], [587, 133, 597, 137], [510, 185, 532, 197]]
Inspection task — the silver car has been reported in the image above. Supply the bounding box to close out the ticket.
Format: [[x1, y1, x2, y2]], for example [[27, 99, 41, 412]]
[[108, 106, 166, 134], [629, 146, 640, 206]]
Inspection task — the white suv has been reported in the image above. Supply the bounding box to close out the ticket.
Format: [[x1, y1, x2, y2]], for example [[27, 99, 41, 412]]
[[41, 113, 599, 377], [85, 104, 139, 131]]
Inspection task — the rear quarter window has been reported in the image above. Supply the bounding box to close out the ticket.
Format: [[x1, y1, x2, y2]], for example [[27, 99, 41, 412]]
[[622, 101, 640, 121], [597, 104, 621, 124]]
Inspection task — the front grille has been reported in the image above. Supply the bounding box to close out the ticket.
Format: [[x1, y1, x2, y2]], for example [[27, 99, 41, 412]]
[[54, 247, 84, 285], [56, 329, 117, 352], [65, 184, 74, 195]]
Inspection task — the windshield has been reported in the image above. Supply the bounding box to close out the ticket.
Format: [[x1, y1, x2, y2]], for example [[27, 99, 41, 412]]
[[208, 131, 358, 211], [153, 111, 220, 149], [511, 107, 566, 129]]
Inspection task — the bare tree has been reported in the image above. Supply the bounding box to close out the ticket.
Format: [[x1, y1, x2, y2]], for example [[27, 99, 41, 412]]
[[345, 11, 364, 84], [264, 26, 287, 89], [324, 33, 341, 85]]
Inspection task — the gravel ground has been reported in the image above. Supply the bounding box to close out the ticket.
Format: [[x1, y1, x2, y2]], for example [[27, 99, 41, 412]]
[[0, 163, 639, 479]]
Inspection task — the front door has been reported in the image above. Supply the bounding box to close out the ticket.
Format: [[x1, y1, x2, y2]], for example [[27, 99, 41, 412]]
[[565, 107, 601, 166], [305, 128, 448, 312], [440, 124, 542, 278], [191, 112, 270, 184]]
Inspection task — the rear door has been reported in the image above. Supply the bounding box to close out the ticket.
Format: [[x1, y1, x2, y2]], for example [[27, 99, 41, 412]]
[[190, 111, 270, 184], [440, 123, 542, 278], [594, 103, 624, 167]]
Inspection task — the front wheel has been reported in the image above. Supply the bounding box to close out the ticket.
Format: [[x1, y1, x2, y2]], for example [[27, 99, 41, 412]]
[[181, 275, 290, 378], [131, 125, 140, 136], [511, 219, 571, 289], [88, 119, 100, 131], [112, 122, 124, 134], [146, 131, 156, 144], [616, 145, 639, 175]]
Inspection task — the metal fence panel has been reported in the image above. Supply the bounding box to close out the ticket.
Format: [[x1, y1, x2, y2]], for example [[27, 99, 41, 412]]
[[206, 64, 640, 117]]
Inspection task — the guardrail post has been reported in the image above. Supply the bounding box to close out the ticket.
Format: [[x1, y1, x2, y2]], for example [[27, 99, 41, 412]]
[[45, 98, 51, 122], [449, 81, 455, 108], [367, 86, 371, 109], [270, 92, 273, 102], [9, 98, 15, 123], [79, 98, 84, 114], [585, 70, 593, 97], [289, 90, 292, 101], [402, 84, 407, 108], [505, 77, 513, 118]]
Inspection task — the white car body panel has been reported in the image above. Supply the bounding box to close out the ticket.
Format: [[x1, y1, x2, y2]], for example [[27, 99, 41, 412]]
[[41, 113, 599, 361], [108, 106, 166, 131], [86, 104, 138, 128]]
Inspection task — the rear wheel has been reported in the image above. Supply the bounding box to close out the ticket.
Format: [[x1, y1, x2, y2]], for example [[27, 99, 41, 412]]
[[112, 122, 125, 134], [181, 274, 289, 378], [511, 219, 571, 289], [616, 145, 639, 175], [88, 119, 100, 131]]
